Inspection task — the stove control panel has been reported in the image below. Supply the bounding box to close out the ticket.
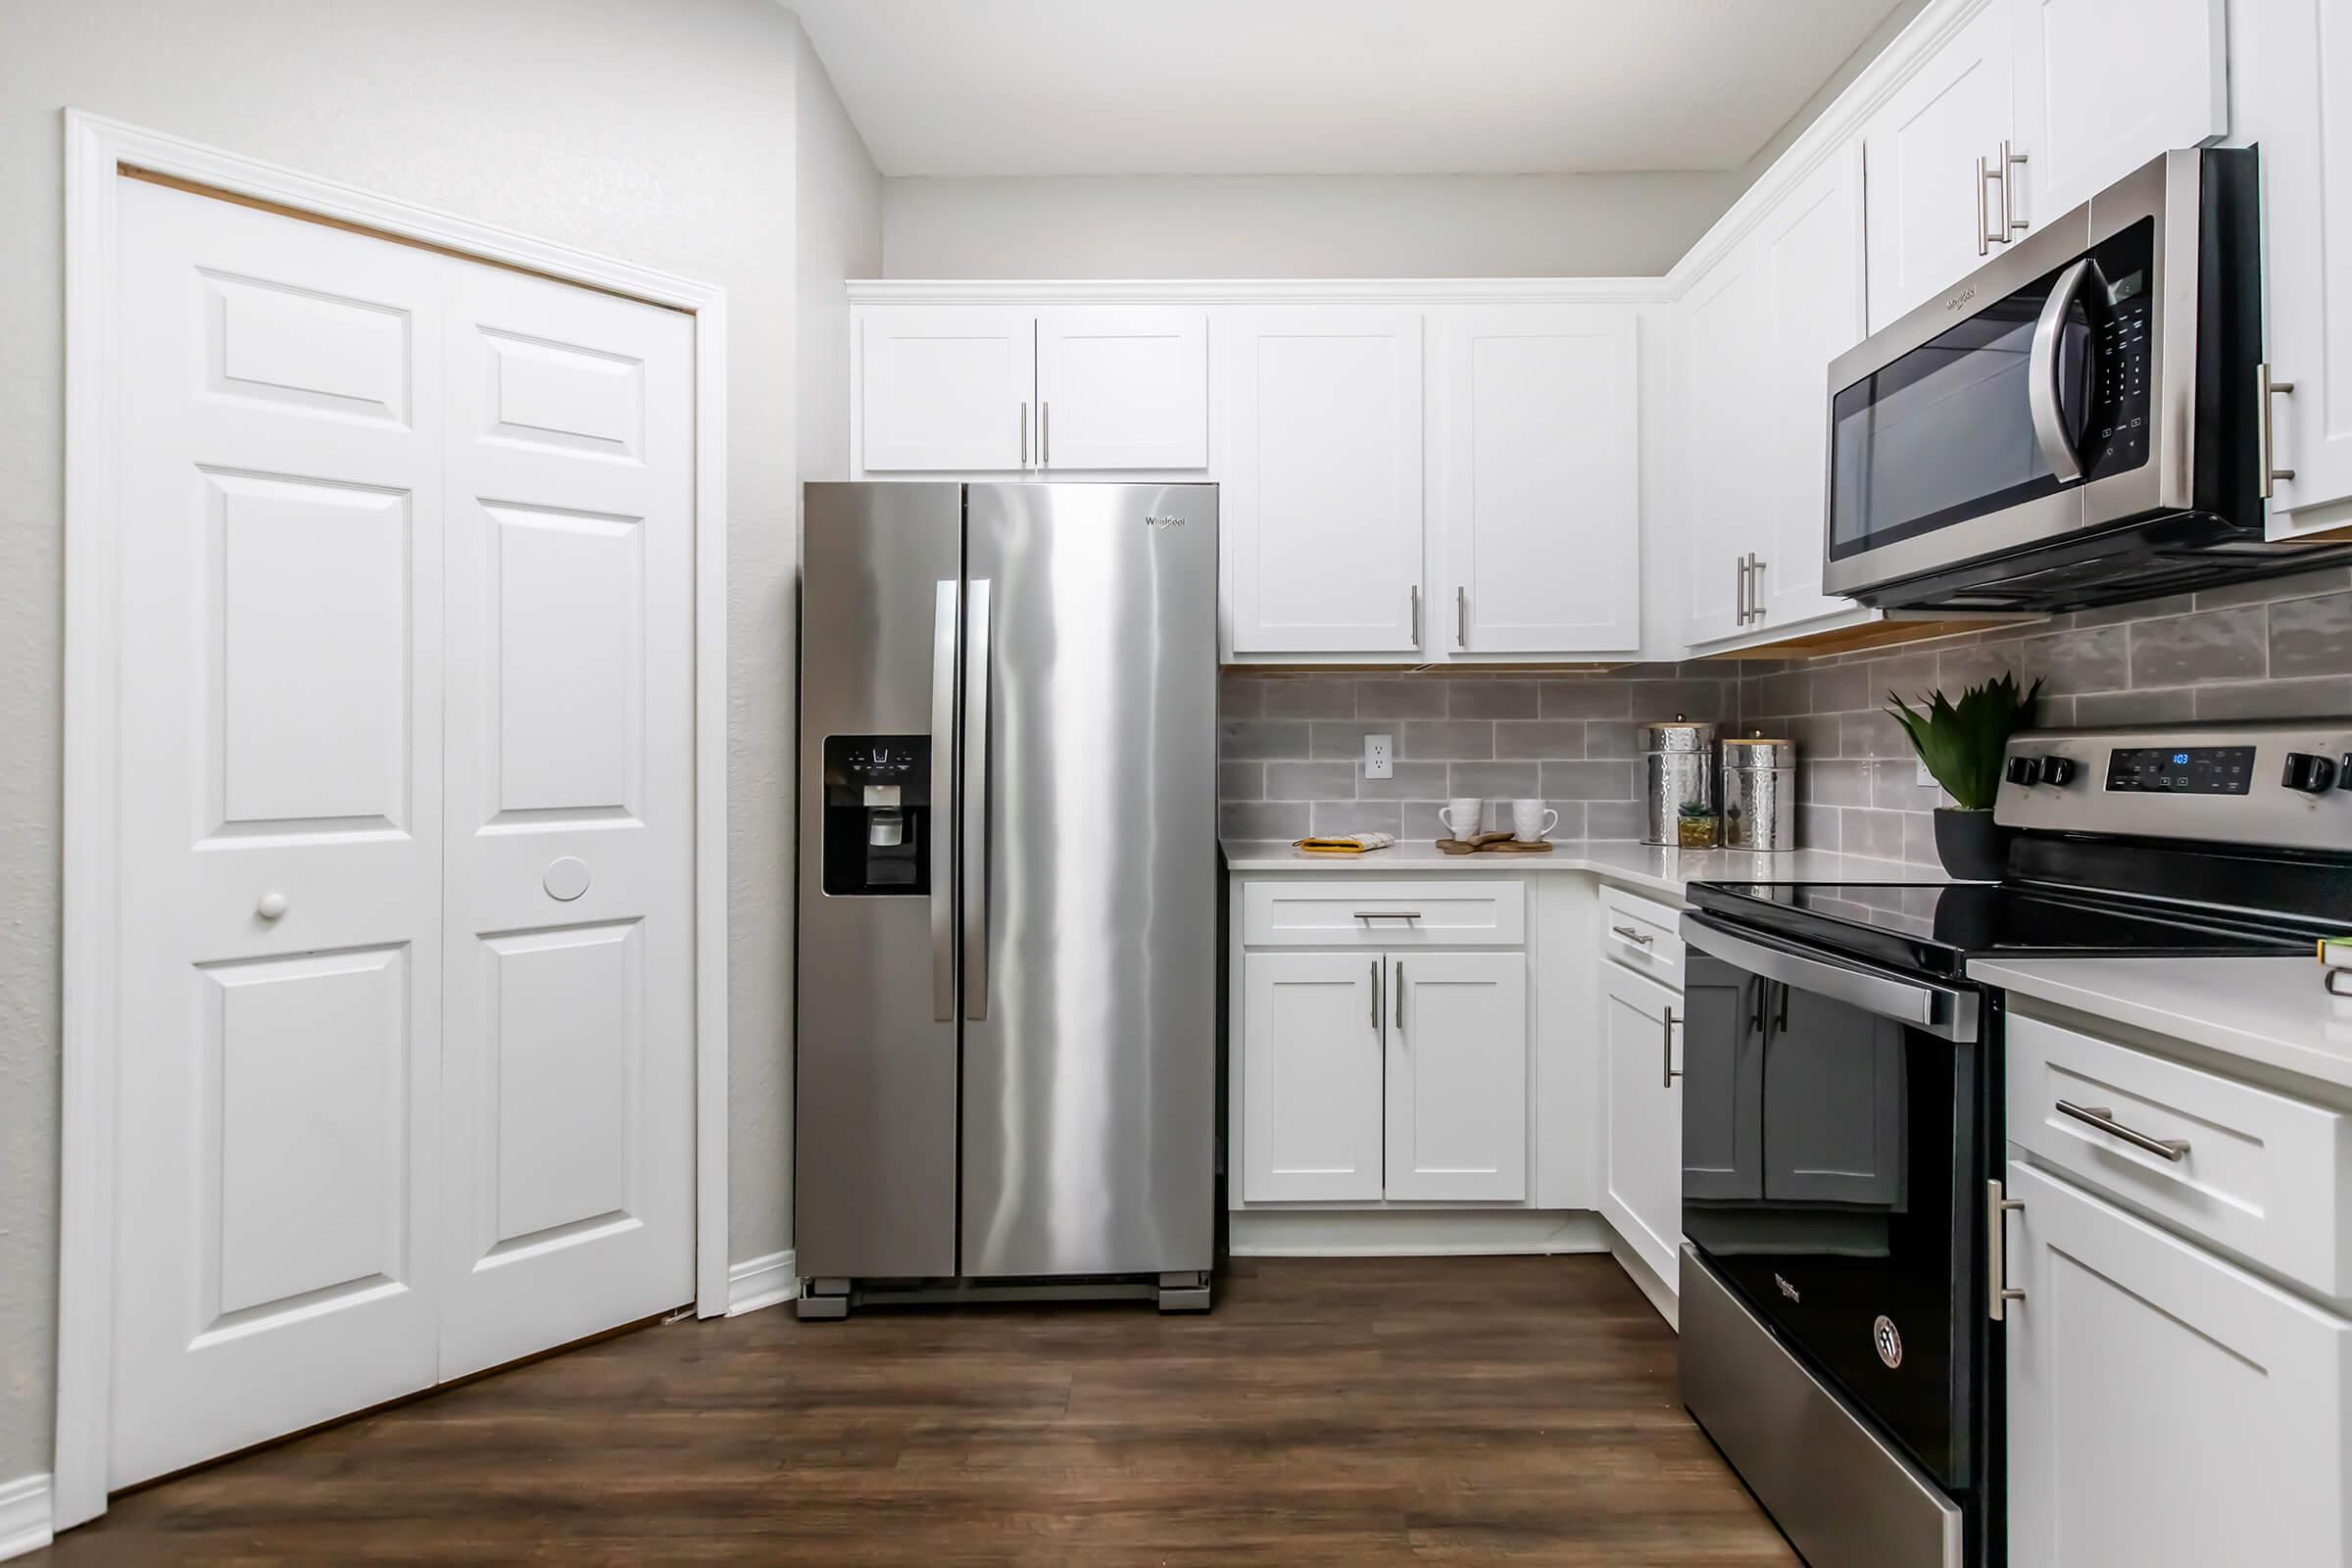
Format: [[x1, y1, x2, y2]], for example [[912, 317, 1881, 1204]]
[[1995, 722, 2352, 850]]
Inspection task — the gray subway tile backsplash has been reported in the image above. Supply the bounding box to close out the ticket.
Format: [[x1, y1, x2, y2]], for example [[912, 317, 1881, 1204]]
[[1217, 575, 2347, 858]]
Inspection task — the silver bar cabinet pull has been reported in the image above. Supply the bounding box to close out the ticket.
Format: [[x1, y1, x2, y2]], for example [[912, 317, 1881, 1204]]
[[1370, 958, 1379, 1033], [1019, 402, 1029, 467], [2000, 140, 2029, 236], [1735, 556, 1750, 625], [2260, 364, 2296, 498], [1988, 1180, 2026, 1320], [1455, 585, 1468, 649], [1747, 554, 1766, 620], [2055, 1100, 2190, 1161], [1353, 909, 1422, 921], [1661, 1006, 1682, 1088], [1409, 584, 1421, 647], [1395, 959, 1404, 1038], [1977, 154, 1992, 256], [1041, 401, 1051, 466], [1611, 923, 1655, 947]]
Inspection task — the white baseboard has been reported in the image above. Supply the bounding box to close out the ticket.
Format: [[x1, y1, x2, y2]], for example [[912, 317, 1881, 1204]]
[[1607, 1229, 1680, 1332], [725, 1249, 799, 1316], [0, 1473, 52, 1562], [1229, 1208, 1610, 1257]]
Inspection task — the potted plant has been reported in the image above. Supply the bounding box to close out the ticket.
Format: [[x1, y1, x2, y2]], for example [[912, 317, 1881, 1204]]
[[1886, 673, 2042, 879]]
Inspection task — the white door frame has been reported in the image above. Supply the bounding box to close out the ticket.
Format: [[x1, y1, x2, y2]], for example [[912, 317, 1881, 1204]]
[[55, 110, 732, 1531]]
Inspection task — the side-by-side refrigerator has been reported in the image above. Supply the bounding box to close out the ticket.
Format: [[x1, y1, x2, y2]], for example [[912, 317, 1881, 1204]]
[[795, 482, 1219, 1316]]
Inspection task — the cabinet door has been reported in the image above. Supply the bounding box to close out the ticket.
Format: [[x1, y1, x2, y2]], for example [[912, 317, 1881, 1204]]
[[1431, 306, 1640, 655], [1034, 306, 1208, 470], [1600, 966, 1683, 1286], [1759, 145, 1868, 631], [2008, 0, 2226, 234], [2004, 1160, 2352, 1568], [1863, 3, 2019, 332], [1384, 952, 1527, 1201], [1679, 241, 1771, 646], [2233, 0, 2352, 531], [1240, 952, 1385, 1202], [858, 306, 1035, 471], [1224, 308, 1425, 654]]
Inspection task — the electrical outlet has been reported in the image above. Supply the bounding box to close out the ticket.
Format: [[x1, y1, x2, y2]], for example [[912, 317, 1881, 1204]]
[[1917, 759, 1938, 789], [1364, 733, 1394, 780]]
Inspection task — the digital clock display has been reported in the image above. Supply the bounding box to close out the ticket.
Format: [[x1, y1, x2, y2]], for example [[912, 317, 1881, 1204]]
[[2105, 745, 2256, 795]]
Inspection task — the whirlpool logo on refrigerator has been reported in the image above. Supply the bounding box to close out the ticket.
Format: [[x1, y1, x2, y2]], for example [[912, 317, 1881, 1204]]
[[1143, 514, 1186, 529]]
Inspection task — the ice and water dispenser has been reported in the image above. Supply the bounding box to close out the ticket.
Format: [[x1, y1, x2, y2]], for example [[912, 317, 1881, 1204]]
[[820, 736, 931, 895]]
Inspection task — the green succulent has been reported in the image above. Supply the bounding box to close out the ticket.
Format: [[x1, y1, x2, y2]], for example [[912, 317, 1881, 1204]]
[[1886, 673, 2043, 811], [1678, 800, 1716, 819]]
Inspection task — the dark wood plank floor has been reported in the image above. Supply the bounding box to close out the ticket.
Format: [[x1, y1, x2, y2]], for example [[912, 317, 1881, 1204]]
[[38, 1255, 1796, 1565]]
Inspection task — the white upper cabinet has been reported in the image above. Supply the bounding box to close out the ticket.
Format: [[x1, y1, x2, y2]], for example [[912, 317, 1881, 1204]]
[[1223, 307, 1426, 655], [1431, 306, 1641, 656], [2006, 0, 2226, 233], [1759, 145, 1869, 628], [1034, 306, 1208, 469], [2233, 0, 2352, 534], [1384, 952, 1528, 1202], [1863, 2, 2021, 333], [858, 305, 1036, 471], [1679, 239, 1774, 647]]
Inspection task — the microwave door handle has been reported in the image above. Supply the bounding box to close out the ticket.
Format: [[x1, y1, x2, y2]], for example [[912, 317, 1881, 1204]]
[[2029, 257, 2094, 484]]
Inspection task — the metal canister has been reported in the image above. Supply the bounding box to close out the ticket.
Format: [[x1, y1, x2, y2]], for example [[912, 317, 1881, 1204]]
[[1721, 735, 1798, 852], [1640, 716, 1719, 848]]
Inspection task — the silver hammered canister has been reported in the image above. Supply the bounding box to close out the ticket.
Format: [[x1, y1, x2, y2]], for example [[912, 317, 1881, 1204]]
[[1640, 716, 1719, 848], [1721, 735, 1798, 852]]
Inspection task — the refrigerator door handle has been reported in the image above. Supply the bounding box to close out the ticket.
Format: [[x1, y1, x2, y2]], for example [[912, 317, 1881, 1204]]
[[930, 579, 958, 1022], [961, 577, 994, 1020]]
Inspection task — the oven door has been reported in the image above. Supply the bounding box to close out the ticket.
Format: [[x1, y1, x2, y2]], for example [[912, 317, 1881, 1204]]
[[1679, 914, 1984, 1491], [1821, 152, 2195, 601]]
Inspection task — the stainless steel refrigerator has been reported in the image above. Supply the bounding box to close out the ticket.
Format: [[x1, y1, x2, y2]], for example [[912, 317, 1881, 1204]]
[[794, 482, 1219, 1317]]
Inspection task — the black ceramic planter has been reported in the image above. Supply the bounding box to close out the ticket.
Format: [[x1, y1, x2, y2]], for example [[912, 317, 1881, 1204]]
[[1933, 808, 2013, 881]]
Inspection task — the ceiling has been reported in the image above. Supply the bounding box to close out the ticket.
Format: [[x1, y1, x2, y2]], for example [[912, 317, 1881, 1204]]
[[788, 0, 1914, 178]]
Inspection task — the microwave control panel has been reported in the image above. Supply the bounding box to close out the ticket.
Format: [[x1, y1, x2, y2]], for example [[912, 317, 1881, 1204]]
[[2086, 279, 2151, 477]]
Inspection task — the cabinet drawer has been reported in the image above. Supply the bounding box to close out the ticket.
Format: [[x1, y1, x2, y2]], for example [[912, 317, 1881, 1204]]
[[2008, 1013, 2352, 1301], [1239, 880, 1525, 947], [1597, 885, 1684, 989]]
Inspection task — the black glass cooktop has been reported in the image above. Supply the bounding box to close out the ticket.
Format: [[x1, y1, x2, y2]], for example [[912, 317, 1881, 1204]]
[[1685, 879, 2311, 980]]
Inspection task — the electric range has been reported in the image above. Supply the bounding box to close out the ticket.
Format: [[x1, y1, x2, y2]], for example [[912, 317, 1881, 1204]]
[[1672, 720, 2352, 1568]]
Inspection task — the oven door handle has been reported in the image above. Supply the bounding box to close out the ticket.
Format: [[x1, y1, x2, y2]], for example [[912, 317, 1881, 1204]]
[[1680, 914, 1981, 1043], [2029, 257, 2094, 485]]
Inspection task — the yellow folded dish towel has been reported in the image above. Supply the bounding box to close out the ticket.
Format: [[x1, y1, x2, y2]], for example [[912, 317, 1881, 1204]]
[[1294, 833, 1396, 855]]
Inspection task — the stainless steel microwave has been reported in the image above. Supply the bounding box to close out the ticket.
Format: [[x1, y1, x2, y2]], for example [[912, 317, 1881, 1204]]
[[1822, 148, 2352, 612]]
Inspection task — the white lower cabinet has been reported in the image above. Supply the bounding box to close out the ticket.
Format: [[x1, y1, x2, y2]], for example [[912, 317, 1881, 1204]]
[[2003, 1157, 2352, 1568], [1240, 952, 1387, 1201], [1385, 953, 1528, 1201], [1600, 963, 1683, 1286], [1233, 877, 1532, 1208]]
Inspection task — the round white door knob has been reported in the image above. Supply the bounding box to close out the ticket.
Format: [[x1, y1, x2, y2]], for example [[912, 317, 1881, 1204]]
[[543, 857, 591, 902], [256, 892, 289, 920]]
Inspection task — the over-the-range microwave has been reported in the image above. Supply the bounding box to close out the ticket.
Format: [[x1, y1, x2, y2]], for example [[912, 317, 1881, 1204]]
[[1822, 147, 2352, 612]]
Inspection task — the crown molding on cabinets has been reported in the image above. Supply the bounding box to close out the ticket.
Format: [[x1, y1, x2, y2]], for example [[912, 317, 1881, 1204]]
[[849, 277, 1672, 306], [1663, 0, 1995, 294]]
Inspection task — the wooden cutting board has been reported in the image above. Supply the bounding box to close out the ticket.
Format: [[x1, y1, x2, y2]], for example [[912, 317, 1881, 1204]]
[[1436, 834, 1555, 855]]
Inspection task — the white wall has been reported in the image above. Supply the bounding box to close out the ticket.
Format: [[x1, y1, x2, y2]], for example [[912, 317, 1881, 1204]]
[[882, 172, 1743, 278], [0, 0, 877, 1492]]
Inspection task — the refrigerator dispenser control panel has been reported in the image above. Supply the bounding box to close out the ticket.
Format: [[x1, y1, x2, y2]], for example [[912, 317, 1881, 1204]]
[[822, 735, 931, 896]]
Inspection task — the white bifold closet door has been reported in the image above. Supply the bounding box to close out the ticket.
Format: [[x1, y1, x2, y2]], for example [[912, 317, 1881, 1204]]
[[110, 174, 694, 1489]]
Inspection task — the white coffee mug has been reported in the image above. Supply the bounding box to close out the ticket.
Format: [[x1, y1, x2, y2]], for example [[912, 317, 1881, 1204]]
[[1511, 799, 1560, 843], [1439, 796, 1484, 839]]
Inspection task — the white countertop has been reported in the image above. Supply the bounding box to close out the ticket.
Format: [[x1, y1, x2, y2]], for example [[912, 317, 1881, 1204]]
[[1971, 956, 2352, 1093], [1220, 839, 1940, 900]]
